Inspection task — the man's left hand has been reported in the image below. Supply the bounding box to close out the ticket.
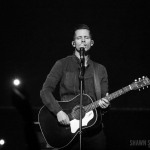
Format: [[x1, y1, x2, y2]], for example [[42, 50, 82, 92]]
[[99, 93, 110, 108]]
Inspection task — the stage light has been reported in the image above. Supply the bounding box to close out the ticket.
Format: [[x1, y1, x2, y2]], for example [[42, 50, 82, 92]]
[[0, 139, 5, 145], [13, 79, 21, 86]]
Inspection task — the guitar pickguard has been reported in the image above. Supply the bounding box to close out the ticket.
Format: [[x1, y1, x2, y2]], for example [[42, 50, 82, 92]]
[[70, 110, 94, 133]]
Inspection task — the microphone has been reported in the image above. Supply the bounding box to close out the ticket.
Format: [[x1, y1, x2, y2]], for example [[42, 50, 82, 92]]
[[79, 47, 85, 59], [79, 47, 85, 68]]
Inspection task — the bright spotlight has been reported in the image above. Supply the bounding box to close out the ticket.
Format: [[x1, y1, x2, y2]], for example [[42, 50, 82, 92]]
[[13, 79, 21, 86], [0, 139, 5, 145]]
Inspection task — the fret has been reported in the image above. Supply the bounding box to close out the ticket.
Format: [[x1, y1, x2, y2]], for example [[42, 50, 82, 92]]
[[118, 89, 123, 95], [110, 93, 114, 100], [85, 100, 98, 112], [90, 103, 95, 110], [114, 92, 118, 98], [111, 93, 115, 99], [123, 86, 130, 92], [86, 102, 95, 112], [122, 87, 126, 92]]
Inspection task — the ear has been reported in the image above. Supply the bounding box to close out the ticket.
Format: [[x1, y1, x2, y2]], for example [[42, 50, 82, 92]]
[[72, 41, 75, 47], [91, 40, 94, 46]]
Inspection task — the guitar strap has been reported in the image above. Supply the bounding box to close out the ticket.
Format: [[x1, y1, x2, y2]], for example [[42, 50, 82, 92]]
[[92, 62, 105, 127], [92, 62, 110, 116], [92, 62, 101, 100]]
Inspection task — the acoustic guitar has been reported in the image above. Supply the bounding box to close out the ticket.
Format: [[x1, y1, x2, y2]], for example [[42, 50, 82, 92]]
[[38, 76, 149, 149]]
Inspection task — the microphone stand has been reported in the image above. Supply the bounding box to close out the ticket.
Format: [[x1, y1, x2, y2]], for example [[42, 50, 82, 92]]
[[79, 48, 85, 150]]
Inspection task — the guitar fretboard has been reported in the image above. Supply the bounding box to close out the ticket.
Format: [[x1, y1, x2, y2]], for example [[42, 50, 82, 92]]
[[84, 84, 132, 113]]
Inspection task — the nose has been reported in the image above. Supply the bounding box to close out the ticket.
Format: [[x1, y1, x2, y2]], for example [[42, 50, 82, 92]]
[[81, 37, 85, 42]]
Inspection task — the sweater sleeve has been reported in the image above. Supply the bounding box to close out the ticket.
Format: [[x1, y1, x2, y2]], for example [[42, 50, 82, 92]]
[[40, 60, 63, 115]]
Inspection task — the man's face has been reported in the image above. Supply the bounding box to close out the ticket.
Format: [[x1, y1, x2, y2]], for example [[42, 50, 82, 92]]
[[74, 29, 92, 51]]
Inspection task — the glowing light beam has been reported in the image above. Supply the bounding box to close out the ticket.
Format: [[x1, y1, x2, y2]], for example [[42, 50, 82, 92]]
[[0, 139, 5, 145], [13, 79, 20, 86]]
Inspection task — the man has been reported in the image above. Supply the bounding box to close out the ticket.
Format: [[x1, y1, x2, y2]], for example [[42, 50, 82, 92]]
[[40, 24, 110, 150]]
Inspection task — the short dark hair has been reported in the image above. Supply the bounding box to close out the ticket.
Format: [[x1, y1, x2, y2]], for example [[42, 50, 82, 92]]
[[72, 24, 92, 40]]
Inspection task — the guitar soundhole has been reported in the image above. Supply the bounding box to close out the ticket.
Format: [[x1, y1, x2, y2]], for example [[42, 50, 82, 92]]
[[72, 106, 85, 120]]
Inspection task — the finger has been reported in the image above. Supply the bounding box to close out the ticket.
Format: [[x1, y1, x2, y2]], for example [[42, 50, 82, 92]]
[[62, 121, 67, 125], [66, 116, 70, 124], [102, 101, 108, 106], [101, 104, 106, 108], [99, 101, 105, 108], [106, 93, 109, 96], [59, 121, 63, 124], [101, 101, 109, 108], [62, 119, 69, 125], [63, 121, 67, 125], [104, 102, 110, 107], [66, 119, 70, 124], [102, 99, 109, 104], [101, 103, 108, 108], [64, 120, 68, 125], [102, 98, 109, 104]]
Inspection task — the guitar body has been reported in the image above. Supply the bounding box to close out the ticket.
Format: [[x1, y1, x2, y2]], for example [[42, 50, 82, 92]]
[[38, 94, 101, 149]]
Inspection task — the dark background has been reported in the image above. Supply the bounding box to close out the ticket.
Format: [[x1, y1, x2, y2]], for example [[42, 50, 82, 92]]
[[0, 0, 150, 149]]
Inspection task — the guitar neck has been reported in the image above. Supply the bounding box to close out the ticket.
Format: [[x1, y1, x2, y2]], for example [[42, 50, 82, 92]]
[[84, 84, 132, 112]]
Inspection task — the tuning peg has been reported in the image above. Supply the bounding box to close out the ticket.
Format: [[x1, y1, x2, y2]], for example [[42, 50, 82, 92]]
[[139, 89, 140, 91], [143, 87, 144, 89], [142, 76, 145, 79], [138, 78, 141, 81], [134, 79, 137, 82]]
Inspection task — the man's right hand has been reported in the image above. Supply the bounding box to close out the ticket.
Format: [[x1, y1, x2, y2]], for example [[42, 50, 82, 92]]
[[57, 110, 70, 125]]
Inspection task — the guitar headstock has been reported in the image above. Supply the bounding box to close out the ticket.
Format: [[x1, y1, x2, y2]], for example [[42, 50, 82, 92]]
[[131, 76, 150, 90]]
